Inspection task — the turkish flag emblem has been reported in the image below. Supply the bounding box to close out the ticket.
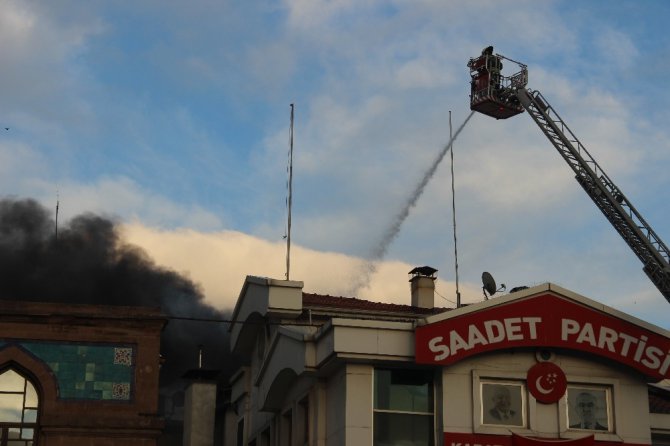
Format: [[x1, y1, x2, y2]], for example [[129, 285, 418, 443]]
[[527, 362, 567, 404]]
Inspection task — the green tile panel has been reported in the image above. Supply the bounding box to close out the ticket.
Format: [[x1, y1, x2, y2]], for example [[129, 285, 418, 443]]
[[1, 340, 135, 401]]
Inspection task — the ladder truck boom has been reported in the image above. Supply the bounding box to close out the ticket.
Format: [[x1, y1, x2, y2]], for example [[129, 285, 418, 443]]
[[468, 46, 670, 303]]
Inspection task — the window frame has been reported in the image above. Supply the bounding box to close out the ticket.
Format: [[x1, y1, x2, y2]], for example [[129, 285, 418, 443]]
[[480, 381, 526, 427], [558, 376, 620, 440], [565, 385, 613, 432], [373, 368, 435, 446], [280, 408, 292, 446], [297, 395, 309, 446], [0, 367, 40, 446], [236, 418, 245, 446], [472, 371, 533, 435]]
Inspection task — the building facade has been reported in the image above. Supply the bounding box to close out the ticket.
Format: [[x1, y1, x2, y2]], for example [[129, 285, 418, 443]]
[[224, 273, 670, 446], [0, 300, 166, 445]]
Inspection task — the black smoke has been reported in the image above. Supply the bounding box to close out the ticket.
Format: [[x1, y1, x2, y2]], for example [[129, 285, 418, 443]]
[[0, 198, 237, 389]]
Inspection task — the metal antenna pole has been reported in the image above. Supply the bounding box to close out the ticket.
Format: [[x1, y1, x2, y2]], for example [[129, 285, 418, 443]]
[[55, 192, 59, 242], [285, 104, 295, 280], [449, 111, 461, 307]]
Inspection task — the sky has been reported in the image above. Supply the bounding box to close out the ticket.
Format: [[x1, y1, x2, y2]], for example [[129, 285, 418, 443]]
[[1, 0, 669, 329]]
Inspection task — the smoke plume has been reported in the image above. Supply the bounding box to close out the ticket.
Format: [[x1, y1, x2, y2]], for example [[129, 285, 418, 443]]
[[349, 111, 475, 295], [0, 197, 236, 386]]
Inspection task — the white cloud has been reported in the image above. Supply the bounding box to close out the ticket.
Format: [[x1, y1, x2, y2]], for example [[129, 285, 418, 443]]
[[23, 177, 224, 231], [245, 42, 298, 92], [593, 27, 639, 72], [121, 222, 670, 330], [0, 141, 47, 190], [283, 0, 370, 30], [394, 57, 451, 90], [0, 1, 104, 118], [0, 3, 35, 40], [120, 223, 483, 311]]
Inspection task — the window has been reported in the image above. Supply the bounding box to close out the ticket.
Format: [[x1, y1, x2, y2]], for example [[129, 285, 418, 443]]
[[0, 368, 39, 446], [374, 369, 434, 446], [280, 410, 292, 446], [567, 386, 612, 432], [480, 381, 525, 427], [256, 326, 267, 362], [260, 427, 271, 446], [237, 418, 245, 446], [297, 397, 309, 445]]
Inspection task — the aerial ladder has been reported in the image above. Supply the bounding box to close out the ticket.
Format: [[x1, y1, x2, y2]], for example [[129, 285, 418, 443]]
[[468, 46, 670, 304]]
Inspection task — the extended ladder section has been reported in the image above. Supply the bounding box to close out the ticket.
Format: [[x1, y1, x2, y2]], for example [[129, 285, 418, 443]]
[[516, 88, 670, 303]]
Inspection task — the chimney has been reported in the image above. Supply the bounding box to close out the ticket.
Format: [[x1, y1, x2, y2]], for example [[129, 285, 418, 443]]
[[182, 347, 220, 446], [408, 266, 437, 309]]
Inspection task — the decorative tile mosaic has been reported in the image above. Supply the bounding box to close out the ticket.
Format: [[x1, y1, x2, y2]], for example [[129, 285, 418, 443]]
[[0, 341, 135, 402], [113, 347, 133, 366], [112, 382, 130, 400]]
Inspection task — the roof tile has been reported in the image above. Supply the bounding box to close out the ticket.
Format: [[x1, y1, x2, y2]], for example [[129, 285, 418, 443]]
[[302, 293, 449, 315]]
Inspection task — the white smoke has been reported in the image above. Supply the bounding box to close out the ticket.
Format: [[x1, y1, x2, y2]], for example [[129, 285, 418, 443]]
[[348, 110, 476, 295]]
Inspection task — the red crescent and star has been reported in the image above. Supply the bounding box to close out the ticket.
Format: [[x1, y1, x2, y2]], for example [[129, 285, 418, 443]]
[[527, 362, 567, 404]]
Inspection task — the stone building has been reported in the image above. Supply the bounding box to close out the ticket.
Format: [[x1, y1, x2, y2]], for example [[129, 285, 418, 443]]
[[0, 300, 166, 445]]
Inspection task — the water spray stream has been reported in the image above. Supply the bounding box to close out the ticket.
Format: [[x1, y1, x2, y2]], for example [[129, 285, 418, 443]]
[[349, 110, 476, 295]]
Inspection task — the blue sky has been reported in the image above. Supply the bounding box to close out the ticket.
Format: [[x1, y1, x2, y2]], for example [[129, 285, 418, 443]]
[[1, 0, 669, 328]]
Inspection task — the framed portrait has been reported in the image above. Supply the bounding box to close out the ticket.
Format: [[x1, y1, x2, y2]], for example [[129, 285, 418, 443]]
[[481, 382, 525, 427], [567, 386, 611, 432]]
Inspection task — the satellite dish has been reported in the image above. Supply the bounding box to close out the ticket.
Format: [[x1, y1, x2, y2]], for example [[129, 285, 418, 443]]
[[482, 272, 497, 299]]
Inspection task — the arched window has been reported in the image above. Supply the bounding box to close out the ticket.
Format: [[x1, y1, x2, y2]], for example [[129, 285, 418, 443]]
[[0, 368, 39, 446]]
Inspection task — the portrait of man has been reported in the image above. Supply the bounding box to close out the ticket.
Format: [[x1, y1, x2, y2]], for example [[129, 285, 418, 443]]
[[568, 388, 609, 431], [481, 383, 524, 426]]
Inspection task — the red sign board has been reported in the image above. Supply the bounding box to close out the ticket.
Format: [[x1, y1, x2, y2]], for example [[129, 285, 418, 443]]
[[512, 434, 593, 446], [415, 294, 670, 380], [444, 432, 647, 446]]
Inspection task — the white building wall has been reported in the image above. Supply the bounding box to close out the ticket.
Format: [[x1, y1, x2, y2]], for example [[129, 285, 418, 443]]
[[314, 379, 328, 446], [326, 366, 346, 446], [228, 320, 328, 446], [442, 350, 651, 444], [344, 364, 374, 445], [324, 363, 375, 446], [442, 357, 473, 434]]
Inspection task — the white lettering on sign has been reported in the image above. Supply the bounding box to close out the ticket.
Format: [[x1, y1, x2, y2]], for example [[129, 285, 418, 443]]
[[484, 320, 505, 343], [561, 318, 670, 374], [428, 317, 541, 361]]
